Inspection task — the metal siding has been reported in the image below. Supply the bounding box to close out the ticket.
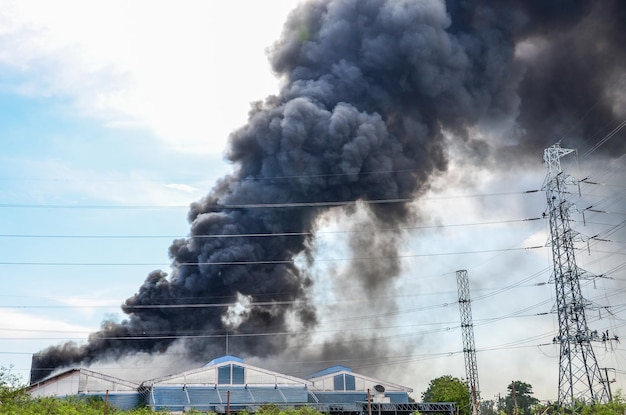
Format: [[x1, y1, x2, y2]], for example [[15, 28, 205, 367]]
[[85, 392, 141, 410], [247, 387, 284, 403], [30, 372, 81, 397], [312, 391, 368, 403], [278, 386, 308, 403], [387, 391, 410, 403], [187, 386, 222, 405], [218, 387, 255, 403], [82, 374, 132, 392], [151, 386, 188, 412]]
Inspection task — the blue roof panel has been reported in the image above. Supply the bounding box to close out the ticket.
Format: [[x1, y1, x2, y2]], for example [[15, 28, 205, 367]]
[[307, 366, 352, 379], [205, 355, 244, 366]]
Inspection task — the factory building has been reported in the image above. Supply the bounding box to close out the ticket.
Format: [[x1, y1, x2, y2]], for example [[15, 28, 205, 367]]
[[143, 355, 310, 412], [28, 356, 455, 414], [27, 367, 141, 410]]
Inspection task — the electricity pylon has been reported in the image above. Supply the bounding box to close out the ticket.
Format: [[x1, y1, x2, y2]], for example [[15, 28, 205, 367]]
[[456, 269, 481, 415], [543, 144, 608, 407]]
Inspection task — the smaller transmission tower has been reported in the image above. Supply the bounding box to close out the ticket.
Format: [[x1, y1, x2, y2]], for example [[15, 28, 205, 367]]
[[543, 144, 608, 407], [457, 269, 481, 415]]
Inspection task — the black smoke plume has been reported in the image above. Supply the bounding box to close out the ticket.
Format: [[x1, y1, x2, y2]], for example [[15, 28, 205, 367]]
[[31, 0, 625, 383]]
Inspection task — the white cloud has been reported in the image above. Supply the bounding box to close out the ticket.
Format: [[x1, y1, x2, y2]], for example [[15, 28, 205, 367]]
[[164, 183, 199, 193], [0, 308, 91, 340], [56, 296, 120, 319], [0, 309, 93, 381], [0, 155, 210, 206], [0, 0, 302, 154]]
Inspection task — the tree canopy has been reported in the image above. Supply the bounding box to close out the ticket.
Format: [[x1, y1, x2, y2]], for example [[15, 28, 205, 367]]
[[0, 365, 26, 405], [422, 375, 470, 415], [504, 380, 539, 415]]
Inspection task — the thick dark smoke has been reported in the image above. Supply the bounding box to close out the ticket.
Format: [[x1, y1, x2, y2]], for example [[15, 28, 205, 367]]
[[31, 0, 625, 383]]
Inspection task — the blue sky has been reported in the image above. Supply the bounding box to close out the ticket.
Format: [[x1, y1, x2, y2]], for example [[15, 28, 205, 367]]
[[1, 0, 624, 404], [0, 0, 298, 381]]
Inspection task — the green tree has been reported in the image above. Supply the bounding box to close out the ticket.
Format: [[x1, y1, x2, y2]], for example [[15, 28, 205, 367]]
[[503, 381, 539, 415], [479, 399, 497, 415], [422, 375, 470, 415], [0, 365, 26, 405]]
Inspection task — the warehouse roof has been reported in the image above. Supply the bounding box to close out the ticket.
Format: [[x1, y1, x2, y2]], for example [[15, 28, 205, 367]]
[[28, 368, 139, 395], [142, 355, 312, 388]]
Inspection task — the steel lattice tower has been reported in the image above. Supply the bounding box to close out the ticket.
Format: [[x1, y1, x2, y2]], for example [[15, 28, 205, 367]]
[[543, 144, 608, 407], [456, 269, 481, 415]]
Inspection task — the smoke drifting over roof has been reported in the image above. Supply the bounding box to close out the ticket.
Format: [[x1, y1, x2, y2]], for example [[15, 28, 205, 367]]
[[31, 0, 625, 383]]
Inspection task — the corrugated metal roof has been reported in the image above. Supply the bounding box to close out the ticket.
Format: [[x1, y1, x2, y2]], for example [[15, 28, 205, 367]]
[[27, 368, 139, 392]]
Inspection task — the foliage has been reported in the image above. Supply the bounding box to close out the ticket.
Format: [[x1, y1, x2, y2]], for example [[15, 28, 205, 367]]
[[0, 394, 328, 415], [0, 364, 328, 415], [0, 390, 156, 415], [0, 365, 27, 405], [255, 406, 323, 415], [532, 392, 626, 415], [4, 389, 626, 415], [2, 395, 98, 414], [422, 375, 471, 415], [184, 408, 215, 415], [580, 392, 626, 415], [502, 381, 539, 415], [479, 399, 497, 415]]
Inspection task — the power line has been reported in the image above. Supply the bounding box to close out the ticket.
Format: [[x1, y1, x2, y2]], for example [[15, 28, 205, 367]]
[[0, 282, 549, 314], [581, 118, 626, 159], [0, 189, 543, 210], [0, 245, 545, 267], [0, 167, 434, 183], [0, 275, 552, 306], [0, 217, 543, 239], [0, 310, 556, 343]]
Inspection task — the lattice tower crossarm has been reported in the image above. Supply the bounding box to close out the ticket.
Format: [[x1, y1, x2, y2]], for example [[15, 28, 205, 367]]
[[456, 269, 481, 415], [543, 144, 608, 407]]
